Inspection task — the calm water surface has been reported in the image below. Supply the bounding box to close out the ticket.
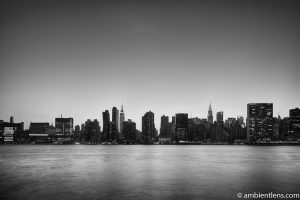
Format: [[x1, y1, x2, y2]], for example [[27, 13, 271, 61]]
[[0, 145, 299, 200]]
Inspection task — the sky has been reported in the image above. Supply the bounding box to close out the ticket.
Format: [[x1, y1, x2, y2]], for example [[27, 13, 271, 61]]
[[0, 0, 299, 130]]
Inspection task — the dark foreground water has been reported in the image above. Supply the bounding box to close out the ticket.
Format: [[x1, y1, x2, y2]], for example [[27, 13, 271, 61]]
[[0, 145, 299, 200]]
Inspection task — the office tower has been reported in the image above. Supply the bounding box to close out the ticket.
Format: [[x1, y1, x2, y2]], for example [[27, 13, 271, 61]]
[[160, 115, 169, 138], [142, 111, 156, 143], [75, 125, 80, 132], [122, 119, 136, 143], [188, 117, 205, 142], [225, 116, 247, 142], [289, 107, 300, 138], [216, 112, 223, 124], [73, 125, 81, 143], [10, 116, 14, 123], [28, 122, 50, 143], [102, 110, 110, 141], [29, 123, 49, 135], [234, 116, 247, 141], [55, 117, 74, 135], [247, 103, 273, 141], [208, 102, 213, 125], [209, 123, 226, 143], [81, 123, 85, 132], [227, 118, 236, 127], [290, 108, 300, 122], [237, 116, 244, 125], [170, 116, 176, 141], [0, 118, 24, 144], [120, 104, 125, 133], [175, 113, 188, 141], [84, 119, 101, 143], [111, 107, 119, 141], [272, 117, 281, 139], [54, 117, 73, 144], [112, 107, 119, 132]]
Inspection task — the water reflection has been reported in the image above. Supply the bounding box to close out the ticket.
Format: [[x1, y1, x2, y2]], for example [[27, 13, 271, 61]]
[[0, 145, 299, 200]]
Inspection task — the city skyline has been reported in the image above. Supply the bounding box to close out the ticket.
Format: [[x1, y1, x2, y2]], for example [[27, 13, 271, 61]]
[[1, 102, 299, 132], [1, 102, 299, 145], [1, 0, 300, 130]]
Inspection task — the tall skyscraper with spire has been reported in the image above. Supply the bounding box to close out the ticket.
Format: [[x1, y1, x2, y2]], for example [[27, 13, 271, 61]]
[[208, 101, 213, 125], [120, 104, 125, 133]]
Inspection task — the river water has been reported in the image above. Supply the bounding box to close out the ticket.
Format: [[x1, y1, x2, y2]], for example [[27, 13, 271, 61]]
[[0, 145, 299, 200]]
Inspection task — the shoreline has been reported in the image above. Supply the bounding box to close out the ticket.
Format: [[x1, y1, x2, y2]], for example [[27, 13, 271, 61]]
[[1, 143, 300, 146]]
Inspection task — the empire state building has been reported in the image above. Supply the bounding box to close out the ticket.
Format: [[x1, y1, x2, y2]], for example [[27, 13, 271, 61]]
[[120, 104, 125, 133]]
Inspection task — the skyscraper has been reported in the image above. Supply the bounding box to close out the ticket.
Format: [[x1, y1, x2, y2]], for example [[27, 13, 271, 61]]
[[188, 117, 206, 142], [102, 110, 110, 141], [227, 118, 237, 127], [142, 111, 156, 144], [170, 116, 176, 141], [120, 104, 125, 133], [55, 117, 73, 135], [81, 123, 85, 133], [216, 112, 223, 124], [54, 117, 73, 143], [10, 116, 14, 123], [247, 103, 273, 141], [122, 119, 136, 143], [208, 101, 213, 125], [237, 116, 244, 125], [175, 113, 188, 141], [289, 107, 300, 138], [29, 122, 50, 143], [84, 119, 101, 144], [74, 125, 80, 132], [0, 118, 24, 144], [111, 107, 119, 141], [160, 115, 169, 138]]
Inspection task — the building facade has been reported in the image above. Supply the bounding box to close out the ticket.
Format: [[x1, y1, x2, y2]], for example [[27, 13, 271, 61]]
[[102, 110, 110, 141], [55, 117, 73, 135], [0, 119, 24, 144], [160, 115, 169, 138], [175, 113, 188, 141], [216, 112, 223, 124], [83, 119, 101, 144], [142, 111, 156, 144], [289, 107, 300, 138], [111, 107, 119, 141], [29, 122, 50, 143], [247, 103, 273, 141], [122, 119, 136, 143]]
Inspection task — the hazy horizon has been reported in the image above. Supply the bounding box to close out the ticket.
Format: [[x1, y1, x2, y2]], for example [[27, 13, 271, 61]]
[[1, 0, 299, 130]]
